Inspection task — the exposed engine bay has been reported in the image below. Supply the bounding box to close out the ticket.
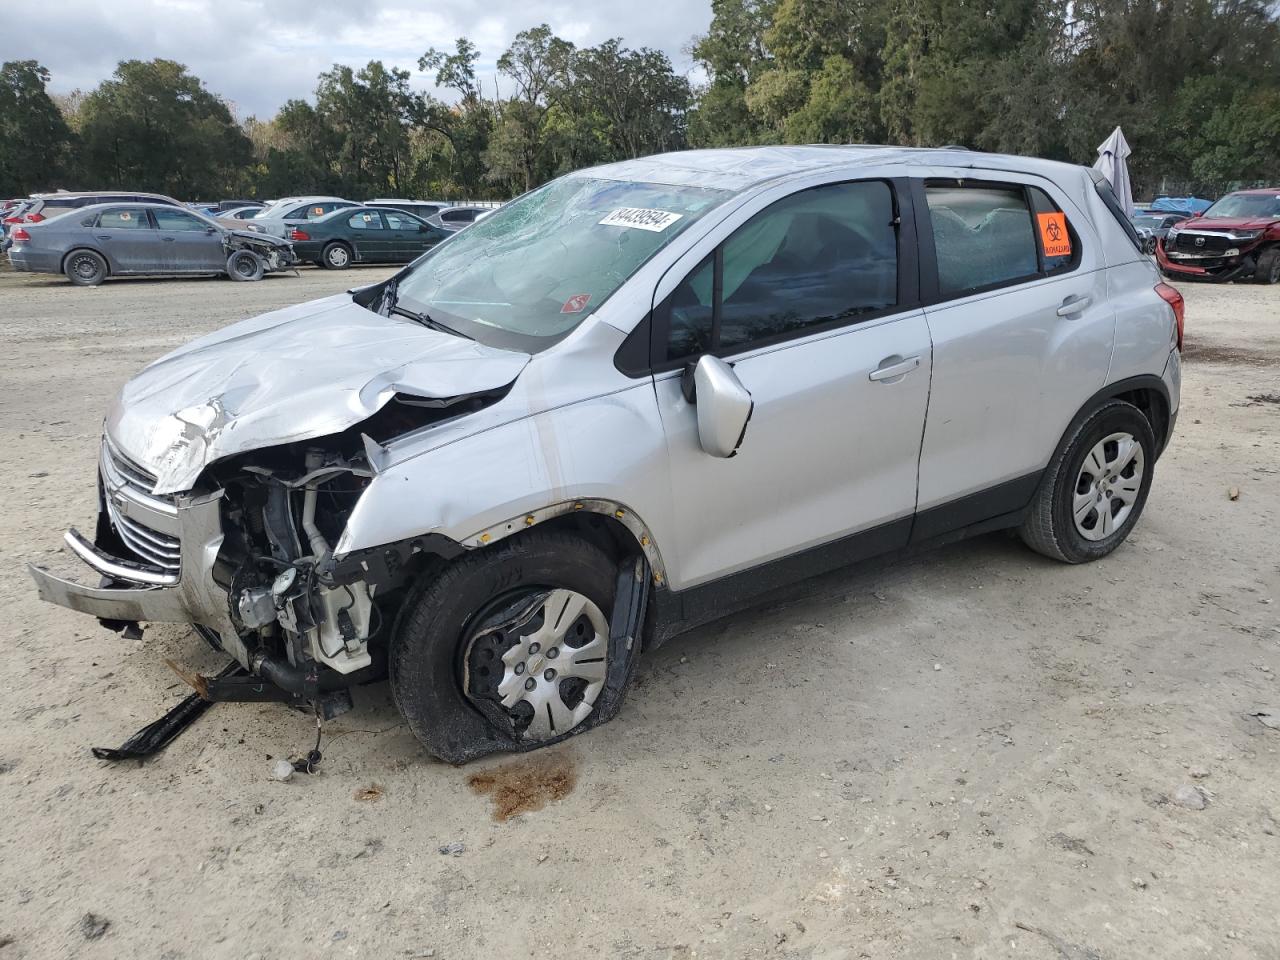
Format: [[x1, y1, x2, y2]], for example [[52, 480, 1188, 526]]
[[224, 230, 296, 274], [180, 388, 506, 713]]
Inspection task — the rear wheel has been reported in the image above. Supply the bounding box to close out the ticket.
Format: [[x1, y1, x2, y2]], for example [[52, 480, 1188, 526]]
[[390, 531, 634, 763], [321, 242, 352, 269], [64, 249, 107, 286], [1255, 248, 1280, 285], [1020, 400, 1156, 563], [226, 249, 264, 281]]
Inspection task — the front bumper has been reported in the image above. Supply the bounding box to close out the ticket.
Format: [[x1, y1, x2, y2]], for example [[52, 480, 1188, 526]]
[[1156, 239, 1260, 281], [27, 491, 250, 666]]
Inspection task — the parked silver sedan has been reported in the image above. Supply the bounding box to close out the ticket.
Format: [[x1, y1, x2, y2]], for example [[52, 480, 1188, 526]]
[[6, 202, 297, 285]]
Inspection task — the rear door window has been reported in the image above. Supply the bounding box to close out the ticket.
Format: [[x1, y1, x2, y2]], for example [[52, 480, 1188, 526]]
[[348, 211, 385, 230], [925, 185, 1040, 295], [382, 211, 420, 231], [96, 207, 152, 229]]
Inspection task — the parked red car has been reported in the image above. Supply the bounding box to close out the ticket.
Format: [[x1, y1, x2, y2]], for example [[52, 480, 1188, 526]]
[[1157, 188, 1280, 283]]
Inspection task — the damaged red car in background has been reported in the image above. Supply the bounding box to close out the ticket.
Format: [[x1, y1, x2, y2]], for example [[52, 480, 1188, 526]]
[[1157, 188, 1280, 283]]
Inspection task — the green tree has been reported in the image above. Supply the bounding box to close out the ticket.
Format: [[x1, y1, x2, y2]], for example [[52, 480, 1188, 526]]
[[77, 59, 252, 197], [1064, 0, 1280, 189], [0, 60, 75, 196], [688, 0, 777, 146], [487, 25, 575, 192], [419, 39, 495, 196], [314, 61, 420, 196], [565, 40, 691, 159]]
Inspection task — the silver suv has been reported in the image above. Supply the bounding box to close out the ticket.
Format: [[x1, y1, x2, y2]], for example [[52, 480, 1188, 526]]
[[30, 147, 1183, 762]]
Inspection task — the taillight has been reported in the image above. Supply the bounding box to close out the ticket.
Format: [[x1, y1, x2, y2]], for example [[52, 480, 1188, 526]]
[[11, 227, 31, 242], [289, 228, 309, 241], [2, 216, 20, 224], [1155, 282, 1184, 352], [24, 212, 44, 222]]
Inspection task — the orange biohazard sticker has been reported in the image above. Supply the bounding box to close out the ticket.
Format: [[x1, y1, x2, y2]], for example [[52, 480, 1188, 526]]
[[1038, 212, 1071, 258]]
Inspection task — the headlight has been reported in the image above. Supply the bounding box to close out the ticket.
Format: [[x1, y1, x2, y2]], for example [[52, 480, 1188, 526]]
[[1227, 229, 1262, 241]]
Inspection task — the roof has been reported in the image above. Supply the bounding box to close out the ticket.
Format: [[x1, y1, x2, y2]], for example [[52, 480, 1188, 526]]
[[40, 201, 215, 214], [32, 190, 176, 200], [573, 145, 1086, 192], [1231, 187, 1280, 195], [269, 196, 349, 206]]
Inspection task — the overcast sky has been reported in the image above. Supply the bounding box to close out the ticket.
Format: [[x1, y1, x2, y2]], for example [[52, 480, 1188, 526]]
[[1, 0, 712, 119]]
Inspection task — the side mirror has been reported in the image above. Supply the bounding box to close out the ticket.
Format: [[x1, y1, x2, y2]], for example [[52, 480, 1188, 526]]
[[684, 355, 754, 458], [418, 224, 429, 233]]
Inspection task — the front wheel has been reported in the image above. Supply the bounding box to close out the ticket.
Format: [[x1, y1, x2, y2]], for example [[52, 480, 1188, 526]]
[[226, 249, 264, 281], [389, 532, 634, 763], [1255, 248, 1280, 285], [1020, 400, 1156, 563]]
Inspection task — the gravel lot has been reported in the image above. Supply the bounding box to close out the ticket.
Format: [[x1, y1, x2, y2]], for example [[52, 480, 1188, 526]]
[[0, 264, 1277, 960]]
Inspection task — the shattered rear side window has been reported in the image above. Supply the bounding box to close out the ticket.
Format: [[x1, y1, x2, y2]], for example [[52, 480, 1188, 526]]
[[394, 177, 730, 352]]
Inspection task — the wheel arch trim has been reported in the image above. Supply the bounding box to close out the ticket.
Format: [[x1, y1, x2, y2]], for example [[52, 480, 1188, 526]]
[[1055, 374, 1171, 463], [461, 498, 668, 585]]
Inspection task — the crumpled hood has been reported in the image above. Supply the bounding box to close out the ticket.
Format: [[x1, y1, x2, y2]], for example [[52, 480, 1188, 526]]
[[106, 293, 530, 494], [1179, 216, 1279, 232]]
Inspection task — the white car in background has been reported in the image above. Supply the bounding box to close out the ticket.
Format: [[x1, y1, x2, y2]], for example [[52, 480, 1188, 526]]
[[426, 204, 498, 232], [244, 196, 358, 237]]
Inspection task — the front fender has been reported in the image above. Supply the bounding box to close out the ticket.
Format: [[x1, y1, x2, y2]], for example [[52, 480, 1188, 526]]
[[334, 383, 674, 581]]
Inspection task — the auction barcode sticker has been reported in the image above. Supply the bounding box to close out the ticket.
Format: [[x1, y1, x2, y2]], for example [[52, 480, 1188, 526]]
[[599, 208, 683, 232]]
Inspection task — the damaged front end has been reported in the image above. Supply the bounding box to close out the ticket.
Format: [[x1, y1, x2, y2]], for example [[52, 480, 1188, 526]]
[[29, 292, 530, 726], [30, 396, 486, 719], [225, 230, 297, 274]]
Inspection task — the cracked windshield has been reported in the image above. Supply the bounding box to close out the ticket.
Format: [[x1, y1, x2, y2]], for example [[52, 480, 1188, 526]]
[[393, 176, 729, 349]]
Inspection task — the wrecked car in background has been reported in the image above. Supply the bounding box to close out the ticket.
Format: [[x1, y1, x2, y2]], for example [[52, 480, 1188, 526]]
[[30, 146, 1182, 763], [1157, 188, 1280, 283], [6, 202, 297, 285]]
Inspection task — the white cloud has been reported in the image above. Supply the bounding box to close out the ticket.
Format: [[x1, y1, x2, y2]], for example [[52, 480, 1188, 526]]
[[0, 0, 712, 118]]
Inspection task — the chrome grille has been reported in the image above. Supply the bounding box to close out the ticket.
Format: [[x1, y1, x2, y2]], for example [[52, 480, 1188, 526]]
[[100, 438, 182, 577], [1171, 232, 1233, 254]]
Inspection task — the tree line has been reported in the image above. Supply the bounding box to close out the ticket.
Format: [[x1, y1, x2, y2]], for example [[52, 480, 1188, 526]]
[[2, 0, 1278, 203]]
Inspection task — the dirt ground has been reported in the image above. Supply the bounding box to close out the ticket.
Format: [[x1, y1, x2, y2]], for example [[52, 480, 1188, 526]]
[[0, 263, 1277, 960]]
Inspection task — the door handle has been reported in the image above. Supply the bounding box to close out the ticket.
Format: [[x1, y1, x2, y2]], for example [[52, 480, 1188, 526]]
[[1056, 295, 1091, 316], [162, 236, 176, 242], [96, 235, 110, 240], [868, 355, 921, 382]]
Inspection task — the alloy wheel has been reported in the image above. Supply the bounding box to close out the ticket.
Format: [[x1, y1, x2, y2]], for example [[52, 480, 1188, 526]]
[[1072, 431, 1144, 541]]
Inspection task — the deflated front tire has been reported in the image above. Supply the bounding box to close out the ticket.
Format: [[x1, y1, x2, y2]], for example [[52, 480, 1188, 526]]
[[389, 531, 633, 763]]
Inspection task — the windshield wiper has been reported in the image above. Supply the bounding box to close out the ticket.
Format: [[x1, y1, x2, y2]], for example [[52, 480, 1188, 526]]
[[378, 277, 473, 340], [391, 303, 474, 340]]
